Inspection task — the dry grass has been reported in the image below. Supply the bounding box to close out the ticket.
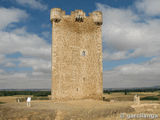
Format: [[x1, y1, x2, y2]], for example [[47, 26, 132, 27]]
[[0, 92, 159, 120], [103, 91, 160, 101]]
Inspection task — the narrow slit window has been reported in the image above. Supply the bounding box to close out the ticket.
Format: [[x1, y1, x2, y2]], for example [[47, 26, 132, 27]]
[[82, 51, 86, 56]]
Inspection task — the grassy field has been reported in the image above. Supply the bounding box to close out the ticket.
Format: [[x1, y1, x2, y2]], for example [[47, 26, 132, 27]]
[[0, 92, 159, 120], [103, 91, 160, 101]]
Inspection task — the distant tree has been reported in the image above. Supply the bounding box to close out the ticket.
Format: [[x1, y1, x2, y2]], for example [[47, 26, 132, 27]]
[[124, 89, 128, 95], [108, 91, 111, 94]]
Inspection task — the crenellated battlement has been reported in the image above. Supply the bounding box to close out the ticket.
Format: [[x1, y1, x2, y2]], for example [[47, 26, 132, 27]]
[[71, 10, 86, 22], [50, 8, 103, 25], [90, 11, 103, 25], [50, 8, 65, 22]]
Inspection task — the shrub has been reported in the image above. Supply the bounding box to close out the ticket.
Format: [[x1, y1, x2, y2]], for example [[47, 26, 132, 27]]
[[31, 97, 49, 100], [32, 91, 50, 97], [141, 96, 159, 100], [124, 89, 128, 95], [0, 91, 51, 96], [0, 102, 6, 104]]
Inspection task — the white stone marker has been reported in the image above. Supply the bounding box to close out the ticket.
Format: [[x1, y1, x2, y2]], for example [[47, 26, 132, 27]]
[[134, 94, 140, 105]]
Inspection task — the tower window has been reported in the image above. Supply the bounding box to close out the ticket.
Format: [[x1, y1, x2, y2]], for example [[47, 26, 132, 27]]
[[82, 51, 86, 56], [80, 50, 87, 56]]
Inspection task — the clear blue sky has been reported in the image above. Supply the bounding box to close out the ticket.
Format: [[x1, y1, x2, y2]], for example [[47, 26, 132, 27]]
[[0, 0, 160, 89]]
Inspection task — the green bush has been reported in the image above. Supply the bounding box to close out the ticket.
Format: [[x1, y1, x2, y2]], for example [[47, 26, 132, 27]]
[[31, 97, 49, 100], [141, 96, 159, 100], [32, 91, 50, 97], [0, 91, 51, 96], [124, 89, 128, 95], [0, 102, 6, 104]]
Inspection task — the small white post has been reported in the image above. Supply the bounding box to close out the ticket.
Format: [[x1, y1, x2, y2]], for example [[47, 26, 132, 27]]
[[18, 99, 20, 103], [27, 97, 31, 107]]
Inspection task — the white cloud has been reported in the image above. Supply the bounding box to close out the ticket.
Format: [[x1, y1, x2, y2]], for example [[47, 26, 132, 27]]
[[0, 69, 4, 73], [96, 3, 160, 61], [0, 7, 51, 89], [12, 27, 27, 35], [136, 0, 160, 16], [103, 51, 129, 61], [96, 1, 160, 88], [0, 29, 51, 88], [0, 7, 28, 30], [0, 55, 5, 64], [15, 0, 48, 10], [103, 57, 160, 88], [4, 62, 16, 67], [41, 31, 51, 39], [0, 54, 17, 67], [19, 57, 51, 73], [0, 70, 51, 89], [0, 30, 51, 59], [1, 1, 160, 89]]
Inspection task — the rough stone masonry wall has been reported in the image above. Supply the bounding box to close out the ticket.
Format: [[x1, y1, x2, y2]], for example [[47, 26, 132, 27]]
[[51, 8, 103, 100]]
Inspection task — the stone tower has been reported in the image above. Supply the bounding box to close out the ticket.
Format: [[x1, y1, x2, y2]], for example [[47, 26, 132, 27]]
[[50, 8, 103, 100]]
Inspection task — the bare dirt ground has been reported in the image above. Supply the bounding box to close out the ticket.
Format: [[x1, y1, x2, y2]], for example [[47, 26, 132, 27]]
[[0, 99, 134, 120], [0, 93, 160, 120]]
